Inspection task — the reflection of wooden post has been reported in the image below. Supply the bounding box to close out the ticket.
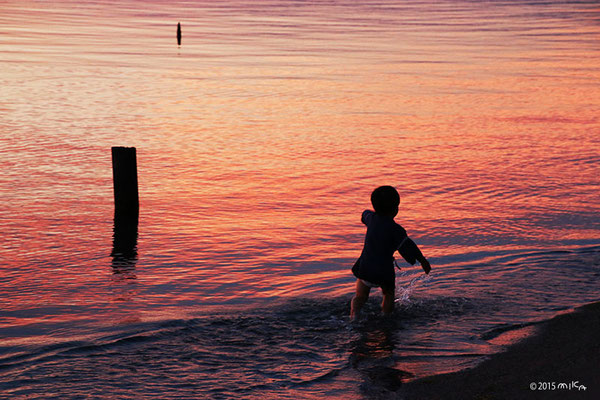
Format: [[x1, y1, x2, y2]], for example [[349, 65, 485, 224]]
[[112, 147, 139, 221], [177, 22, 182, 46]]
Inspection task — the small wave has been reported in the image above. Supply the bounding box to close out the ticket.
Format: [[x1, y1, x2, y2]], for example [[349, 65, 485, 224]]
[[0, 293, 490, 398], [480, 322, 537, 341], [0, 299, 357, 397]]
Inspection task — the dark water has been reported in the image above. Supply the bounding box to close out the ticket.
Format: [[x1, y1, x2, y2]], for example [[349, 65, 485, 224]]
[[2, 247, 599, 398], [1, 0, 600, 398]]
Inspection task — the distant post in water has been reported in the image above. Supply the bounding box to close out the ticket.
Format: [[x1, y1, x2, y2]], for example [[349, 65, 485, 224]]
[[111, 146, 139, 222], [177, 22, 182, 46]]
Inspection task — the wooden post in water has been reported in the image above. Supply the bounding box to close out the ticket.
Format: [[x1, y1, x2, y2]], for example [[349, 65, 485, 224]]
[[111, 146, 139, 222], [177, 22, 182, 46]]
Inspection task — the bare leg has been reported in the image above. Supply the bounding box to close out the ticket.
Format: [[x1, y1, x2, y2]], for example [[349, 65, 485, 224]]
[[350, 279, 371, 321], [381, 286, 395, 316]]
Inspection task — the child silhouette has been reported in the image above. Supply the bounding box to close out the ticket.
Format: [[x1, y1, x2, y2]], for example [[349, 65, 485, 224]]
[[351, 186, 431, 320]]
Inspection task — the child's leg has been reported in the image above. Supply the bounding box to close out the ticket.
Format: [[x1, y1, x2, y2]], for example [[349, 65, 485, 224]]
[[381, 286, 395, 316], [350, 279, 371, 320]]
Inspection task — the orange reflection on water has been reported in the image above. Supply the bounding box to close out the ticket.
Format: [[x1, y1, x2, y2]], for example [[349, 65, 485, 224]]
[[1, 2, 600, 397], [1, 0, 599, 326]]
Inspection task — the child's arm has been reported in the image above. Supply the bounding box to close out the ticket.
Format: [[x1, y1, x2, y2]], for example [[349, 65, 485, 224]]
[[417, 254, 431, 274], [398, 237, 431, 274]]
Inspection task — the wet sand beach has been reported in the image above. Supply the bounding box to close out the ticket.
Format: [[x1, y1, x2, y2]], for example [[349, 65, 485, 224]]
[[399, 302, 600, 400]]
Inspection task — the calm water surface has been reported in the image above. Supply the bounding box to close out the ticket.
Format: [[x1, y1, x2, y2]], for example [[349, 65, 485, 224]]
[[1, 0, 600, 398]]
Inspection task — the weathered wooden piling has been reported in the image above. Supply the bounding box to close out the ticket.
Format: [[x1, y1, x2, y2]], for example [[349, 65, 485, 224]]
[[112, 146, 139, 221], [111, 217, 138, 262], [111, 217, 138, 260], [177, 22, 182, 46]]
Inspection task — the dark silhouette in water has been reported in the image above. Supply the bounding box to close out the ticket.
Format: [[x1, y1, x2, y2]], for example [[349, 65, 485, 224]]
[[111, 214, 138, 276], [111, 146, 139, 275], [111, 147, 138, 222], [351, 186, 431, 320], [350, 316, 414, 394], [177, 22, 182, 46]]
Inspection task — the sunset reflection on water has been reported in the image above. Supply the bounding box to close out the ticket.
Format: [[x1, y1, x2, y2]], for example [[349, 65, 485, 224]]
[[0, 0, 599, 396]]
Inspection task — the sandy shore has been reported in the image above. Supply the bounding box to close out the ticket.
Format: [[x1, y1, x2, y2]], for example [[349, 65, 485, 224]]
[[398, 301, 600, 400]]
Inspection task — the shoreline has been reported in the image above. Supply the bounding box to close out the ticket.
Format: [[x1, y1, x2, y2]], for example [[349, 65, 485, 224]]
[[398, 301, 600, 400]]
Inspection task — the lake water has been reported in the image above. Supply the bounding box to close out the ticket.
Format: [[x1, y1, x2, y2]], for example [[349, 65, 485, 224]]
[[1, 0, 599, 398]]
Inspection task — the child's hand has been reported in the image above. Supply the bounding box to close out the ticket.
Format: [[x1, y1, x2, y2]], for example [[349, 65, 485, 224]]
[[421, 259, 431, 274]]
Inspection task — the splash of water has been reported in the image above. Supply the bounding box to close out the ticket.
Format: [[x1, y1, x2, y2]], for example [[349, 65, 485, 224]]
[[395, 267, 432, 304]]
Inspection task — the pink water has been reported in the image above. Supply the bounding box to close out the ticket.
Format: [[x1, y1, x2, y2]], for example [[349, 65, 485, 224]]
[[1, 0, 599, 398]]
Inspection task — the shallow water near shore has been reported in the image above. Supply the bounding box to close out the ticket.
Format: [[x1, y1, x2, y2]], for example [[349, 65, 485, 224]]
[[2, 247, 600, 399], [1, 0, 600, 398]]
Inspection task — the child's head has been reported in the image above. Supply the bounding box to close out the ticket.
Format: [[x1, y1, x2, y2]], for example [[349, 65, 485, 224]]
[[371, 186, 400, 216]]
